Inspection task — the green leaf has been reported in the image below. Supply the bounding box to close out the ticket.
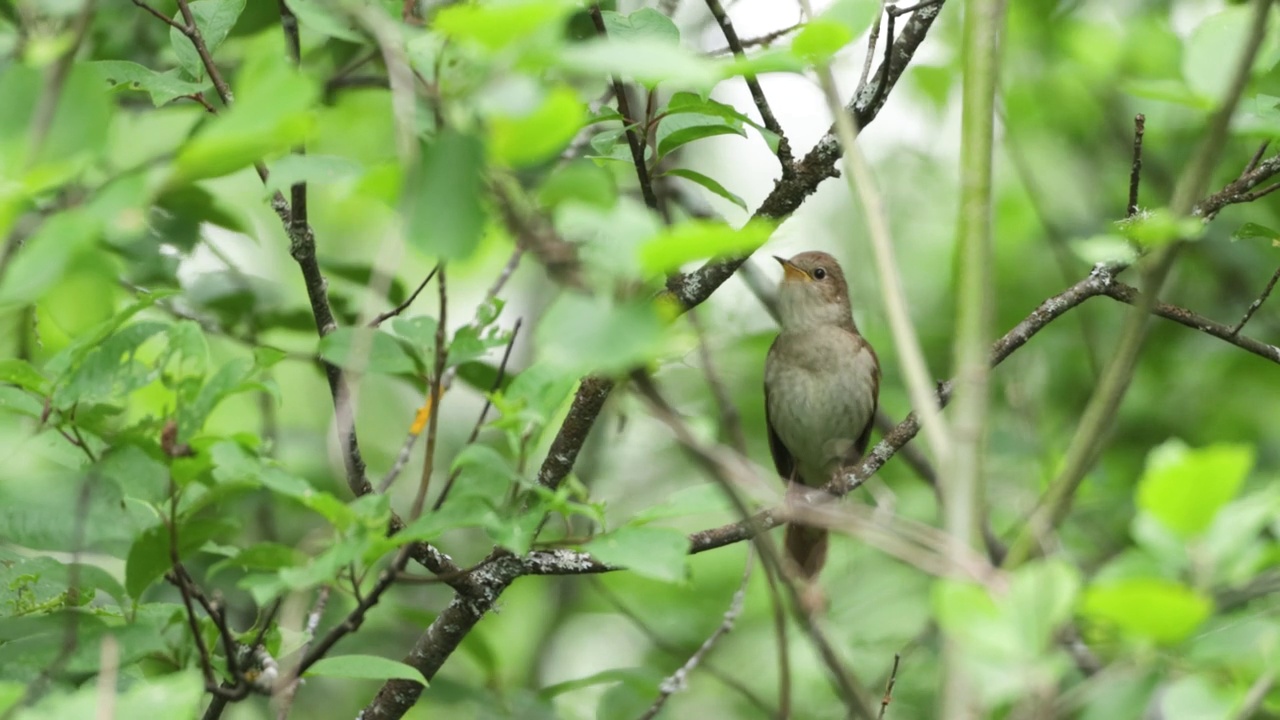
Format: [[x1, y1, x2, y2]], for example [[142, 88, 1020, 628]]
[[1120, 78, 1213, 110], [1116, 209, 1204, 247], [662, 168, 746, 210], [264, 154, 363, 195], [177, 358, 256, 441], [630, 483, 734, 523], [209, 542, 306, 579], [404, 130, 487, 261], [92, 60, 211, 107], [1081, 578, 1211, 644], [305, 654, 428, 684], [490, 85, 587, 168], [655, 113, 745, 158], [18, 670, 204, 719], [284, 0, 365, 43], [601, 8, 679, 44], [535, 295, 666, 376], [0, 359, 49, 393], [173, 50, 318, 182], [539, 160, 617, 209], [1232, 222, 1280, 243], [125, 518, 230, 598], [1184, 7, 1257, 103], [637, 219, 774, 275], [1071, 234, 1138, 266], [791, 19, 854, 63], [52, 321, 170, 408], [169, 0, 247, 81], [317, 327, 421, 376], [559, 39, 721, 89], [0, 209, 100, 308], [434, 0, 573, 51], [582, 526, 689, 582], [1136, 441, 1254, 538]]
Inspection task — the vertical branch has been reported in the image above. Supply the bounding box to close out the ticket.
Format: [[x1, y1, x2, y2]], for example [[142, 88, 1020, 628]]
[[1126, 114, 1145, 217], [410, 268, 449, 520], [587, 4, 661, 213], [943, 0, 1005, 718]]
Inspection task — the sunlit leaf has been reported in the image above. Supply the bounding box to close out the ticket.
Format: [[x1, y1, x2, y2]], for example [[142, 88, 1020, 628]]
[[305, 655, 429, 685], [1081, 578, 1211, 644], [662, 168, 747, 210], [1136, 441, 1253, 538], [637, 219, 774, 275]]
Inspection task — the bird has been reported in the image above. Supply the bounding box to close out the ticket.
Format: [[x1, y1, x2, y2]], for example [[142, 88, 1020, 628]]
[[764, 251, 880, 580]]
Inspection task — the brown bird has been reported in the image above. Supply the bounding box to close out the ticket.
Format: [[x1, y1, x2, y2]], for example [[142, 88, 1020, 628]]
[[764, 251, 880, 580]]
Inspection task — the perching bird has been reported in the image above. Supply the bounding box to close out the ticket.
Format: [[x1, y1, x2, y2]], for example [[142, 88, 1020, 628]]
[[764, 251, 881, 579]]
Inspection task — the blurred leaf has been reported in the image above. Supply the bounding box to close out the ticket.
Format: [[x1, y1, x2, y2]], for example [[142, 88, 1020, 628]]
[[791, 19, 854, 63], [1117, 209, 1204, 247], [435, 0, 573, 51], [1158, 675, 1235, 720], [539, 160, 617, 209], [93, 61, 210, 107], [0, 209, 99, 309], [535, 295, 666, 376], [559, 39, 721, 88], [177, 357, 256, 441], [52, 321, 169, 409], [284, 0, 364, 43], [601, 8, 679, 43], [264, 154, 363, 195], [170, 0, 246, 81], [662, 168, 746, 210], [1070, 234, 1138, 266], [1183, 7, 1257, 103], [1232, 222, 1280, 243], [1081, 578, 1211, 644], [630, 483, 734, 523], [209, 542, 306, 579], [638, 219, 773, 275], [582, 526, 689, 582], [490, 86, 587, 168], [318, 327, 421, 376], [305, 655, 428, 685], [16, 670, 203, 720], [173, 53, 318, 182], [0, 359, 49, 394], [323, 259, 408, 305], [1136, 441, 1253, 538], [404, 130, 486, 261], [1121, 78, 1213, 110]]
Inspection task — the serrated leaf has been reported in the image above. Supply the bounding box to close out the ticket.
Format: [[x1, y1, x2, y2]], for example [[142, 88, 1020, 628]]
[[663, 168, 746, 210], [305, 655, 429, 685]]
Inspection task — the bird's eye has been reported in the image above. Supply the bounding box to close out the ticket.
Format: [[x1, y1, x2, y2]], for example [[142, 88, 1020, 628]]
[[813, 267, 827, 280]]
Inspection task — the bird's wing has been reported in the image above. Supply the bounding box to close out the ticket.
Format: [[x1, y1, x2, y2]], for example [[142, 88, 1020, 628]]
[[764, 337, 797, 484], [849, 332, 881, 460]]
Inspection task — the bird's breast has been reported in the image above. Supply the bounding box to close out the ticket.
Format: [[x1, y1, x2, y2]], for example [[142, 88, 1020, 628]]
[[766, 328, 879, 485]]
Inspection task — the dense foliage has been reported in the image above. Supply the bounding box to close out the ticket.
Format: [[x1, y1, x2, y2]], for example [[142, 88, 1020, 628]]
[[1, 0, 1280, 718]]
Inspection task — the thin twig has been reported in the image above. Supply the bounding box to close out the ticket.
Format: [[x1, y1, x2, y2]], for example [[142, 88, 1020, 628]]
[[409, 268, 449, 519], [367, 265, 440, 327], [877, 654, 900, 719], [1127, 114, 1145, 217], [274, 586, 331, 719], [637, 551, 754, 720], [588, 3, 661, 212], [1231, 264, 1280, 336], [432, 318, 522, 510], [857, 13, 884, 94], [706, 23, 801, 55]]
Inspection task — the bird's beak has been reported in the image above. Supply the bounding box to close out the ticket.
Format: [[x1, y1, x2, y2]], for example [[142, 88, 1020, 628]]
[[773, 255, 810, 283]]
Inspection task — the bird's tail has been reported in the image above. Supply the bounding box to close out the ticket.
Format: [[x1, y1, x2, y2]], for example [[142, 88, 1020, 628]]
[[784, 522, 828, 579]]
